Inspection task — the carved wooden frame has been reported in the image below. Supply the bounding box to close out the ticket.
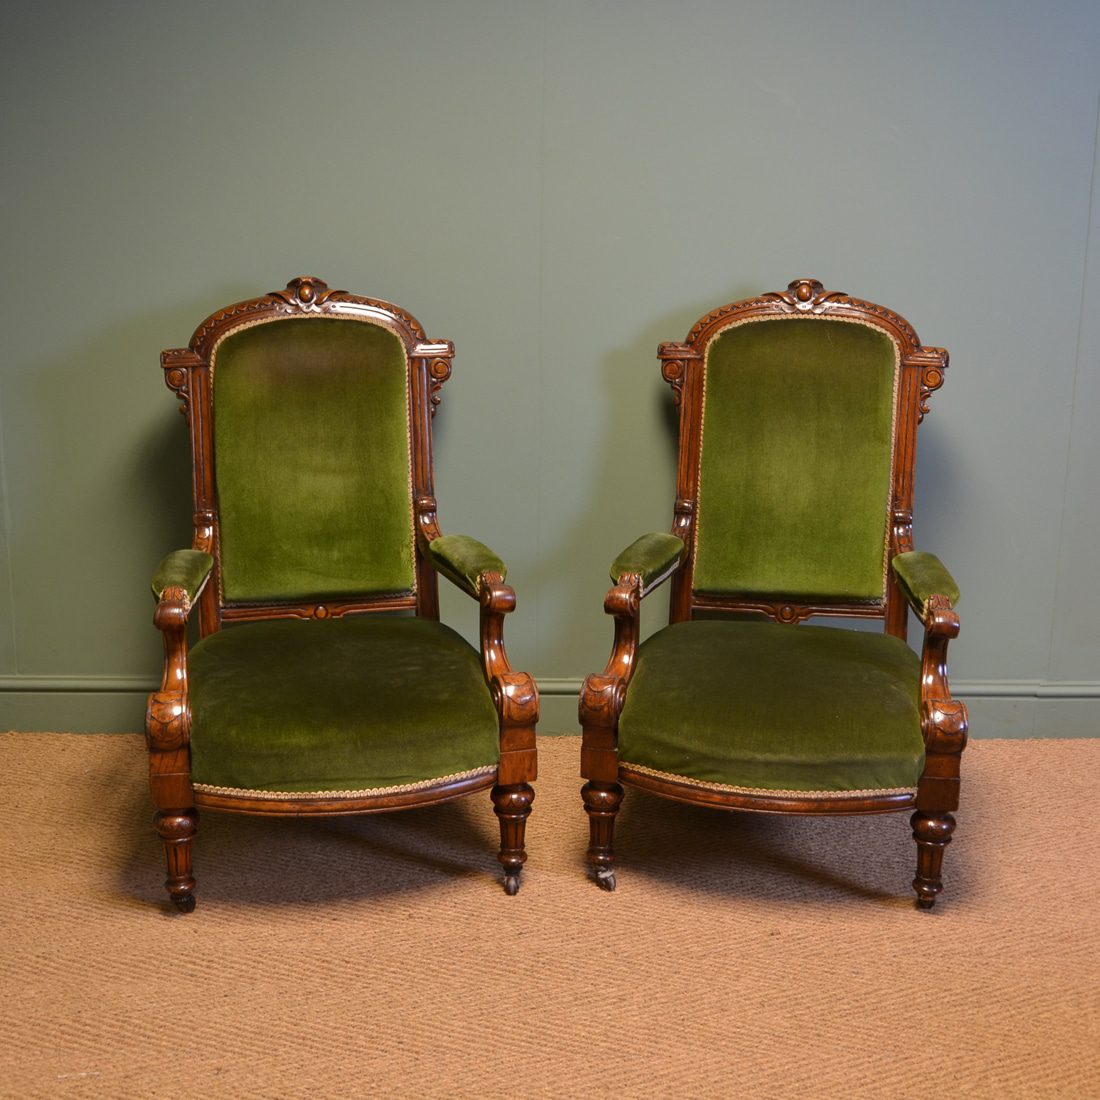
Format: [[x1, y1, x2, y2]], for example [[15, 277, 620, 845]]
[[580, 279, 967, 907], [147, 277, 536, 909]]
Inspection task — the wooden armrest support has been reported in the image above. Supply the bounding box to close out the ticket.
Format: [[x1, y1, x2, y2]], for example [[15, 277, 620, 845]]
[[146, 585, 199, 751], [580, 580, 642, 731], [479, 576, 538, 784], [919, 594, 968, 755]]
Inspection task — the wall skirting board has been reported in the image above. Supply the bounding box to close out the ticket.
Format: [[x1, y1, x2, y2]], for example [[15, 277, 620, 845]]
[[0, 676, 1097, 737]]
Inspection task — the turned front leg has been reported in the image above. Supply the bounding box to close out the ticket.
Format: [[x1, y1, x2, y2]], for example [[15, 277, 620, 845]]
[[582, 780, 623, 891], [911, 810, 956, 909], [492, 783, 534, 895], [154, 809, 198, 913]]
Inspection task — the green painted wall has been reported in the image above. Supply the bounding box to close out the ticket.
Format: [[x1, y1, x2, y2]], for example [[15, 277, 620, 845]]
[[2, 0, 1098, 735]]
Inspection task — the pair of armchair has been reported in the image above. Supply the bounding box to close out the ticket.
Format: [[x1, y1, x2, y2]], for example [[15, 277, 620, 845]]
[[145, 277, 966, 913]]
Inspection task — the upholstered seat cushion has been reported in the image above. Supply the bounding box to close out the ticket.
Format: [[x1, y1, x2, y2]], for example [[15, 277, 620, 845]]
[[188, 617, 499, 793], [618, 620, 924, 793]]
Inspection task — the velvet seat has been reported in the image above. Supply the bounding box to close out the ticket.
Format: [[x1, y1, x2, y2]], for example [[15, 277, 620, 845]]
[[618, 620, 923, 794], [143, 277, 538, 911], [580, 280, 968, 908], [188, 618, 500, 795]]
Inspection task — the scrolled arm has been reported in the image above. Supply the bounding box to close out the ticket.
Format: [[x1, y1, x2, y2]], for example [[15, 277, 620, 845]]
[[427, 533, 507, 599], [892, 551, 960, 621], [610, 532, 684, 595]]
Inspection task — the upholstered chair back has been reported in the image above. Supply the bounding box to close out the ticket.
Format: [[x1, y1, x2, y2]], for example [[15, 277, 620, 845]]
[[211, 317, 415, 604], [693, 317, 898, 603]]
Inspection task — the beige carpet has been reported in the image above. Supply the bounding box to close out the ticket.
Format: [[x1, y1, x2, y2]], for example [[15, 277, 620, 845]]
[[1, 733, 1098, 1099]]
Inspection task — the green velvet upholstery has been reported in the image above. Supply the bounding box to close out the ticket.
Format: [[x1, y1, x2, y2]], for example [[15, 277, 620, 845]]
[[610, 533, 684, 591], [694, 318, 898, 601], [151, 549, 214, 603], [892, 551, 960, 611], [427, 534, 506, 597], [188, 617, 500, 792], [213, 318, 415, 603], [618, 620, 924, 792]]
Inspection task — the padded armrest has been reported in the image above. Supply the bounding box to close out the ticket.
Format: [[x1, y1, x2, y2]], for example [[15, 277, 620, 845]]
[[892, 551, 960, 612], [610, 533, 684, 592], [427, 534, 507, 597], [151, 549, 214, 605]]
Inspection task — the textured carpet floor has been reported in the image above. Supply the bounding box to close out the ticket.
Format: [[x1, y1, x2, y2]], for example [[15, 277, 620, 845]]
[[1, 733, 1098, 1098]]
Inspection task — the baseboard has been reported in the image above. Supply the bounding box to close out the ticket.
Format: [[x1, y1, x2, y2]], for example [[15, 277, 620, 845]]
[[1, 676, 1097, 736]]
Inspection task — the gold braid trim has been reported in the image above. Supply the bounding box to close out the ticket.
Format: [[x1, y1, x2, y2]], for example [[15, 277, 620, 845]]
[[193, 764, 497, 800], [620, 760, 916, 799]]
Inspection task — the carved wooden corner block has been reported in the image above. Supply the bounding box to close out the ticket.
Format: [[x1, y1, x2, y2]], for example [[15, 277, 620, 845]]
[[892, 509, 915, 554], [905, 346, 949, 422], [658, 343, 698, 406], [192, 511, 216, 556], [415, 496, 442, 545], [161, 348, 202, 417]]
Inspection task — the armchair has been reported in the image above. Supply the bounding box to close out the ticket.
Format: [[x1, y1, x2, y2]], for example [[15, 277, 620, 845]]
[[146, 277, 537, 910], [580, 279, 967, 907]]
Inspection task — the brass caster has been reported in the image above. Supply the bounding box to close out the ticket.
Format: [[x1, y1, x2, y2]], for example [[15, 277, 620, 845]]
[[503, 873, 520, 896], [594, 867, 616, 892], [915, 895, 936, 910], [170, 893, 196, 913]]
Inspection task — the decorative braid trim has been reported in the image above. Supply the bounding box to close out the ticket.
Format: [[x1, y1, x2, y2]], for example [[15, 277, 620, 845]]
[[193, 764, 497, 800], [620, 761, 916, 799]]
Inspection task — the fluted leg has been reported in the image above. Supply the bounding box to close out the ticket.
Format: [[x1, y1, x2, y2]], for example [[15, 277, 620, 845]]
[[155, 809, 198, 913], [911, 810, 955, 909], [582, 780, 623, 891], [492, 783, 534, 895]]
